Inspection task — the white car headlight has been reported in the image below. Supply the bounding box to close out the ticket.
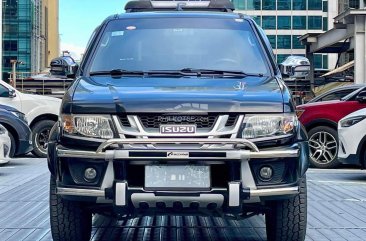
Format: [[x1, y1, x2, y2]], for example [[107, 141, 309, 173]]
[[242, 114, 298, 140], [61, 115, 114, 139], [340, 115, 366, 128]]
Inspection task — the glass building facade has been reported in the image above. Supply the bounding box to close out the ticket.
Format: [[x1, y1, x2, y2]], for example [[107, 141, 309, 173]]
[[233, 0, 333, 69], [1, 0, 35, 81]]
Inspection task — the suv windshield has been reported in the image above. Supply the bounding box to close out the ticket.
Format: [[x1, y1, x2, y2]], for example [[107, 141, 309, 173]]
[[89, 17, 270, 76]]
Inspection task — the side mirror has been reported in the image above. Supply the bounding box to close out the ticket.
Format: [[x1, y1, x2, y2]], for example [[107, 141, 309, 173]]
[[279, 56, 310, 78], [50, 56, 79, 79], [356, 91, 366, 103], [8, 89, 16, 98], [66, 65, 79, 79]]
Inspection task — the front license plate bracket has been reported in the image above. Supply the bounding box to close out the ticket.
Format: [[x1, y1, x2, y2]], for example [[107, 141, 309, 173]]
[[145, 165, 211, 191]]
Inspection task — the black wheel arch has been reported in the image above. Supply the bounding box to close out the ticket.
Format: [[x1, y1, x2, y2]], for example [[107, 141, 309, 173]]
[[30, 114, 58, 129], [304, 119, 338, 133], [356, 135, 366, 168]]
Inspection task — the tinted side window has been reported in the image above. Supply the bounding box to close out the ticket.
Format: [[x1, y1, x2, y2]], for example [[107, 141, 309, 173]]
[[0, 85, 9, 97], [321, 89, 355, 102]]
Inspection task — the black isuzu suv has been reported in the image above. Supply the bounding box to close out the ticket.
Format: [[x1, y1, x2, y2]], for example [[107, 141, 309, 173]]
[[48, 1, 309, 240]]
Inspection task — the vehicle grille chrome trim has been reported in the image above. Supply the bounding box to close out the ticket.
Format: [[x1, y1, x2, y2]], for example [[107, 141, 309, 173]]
[[113, 114, 244, 137]]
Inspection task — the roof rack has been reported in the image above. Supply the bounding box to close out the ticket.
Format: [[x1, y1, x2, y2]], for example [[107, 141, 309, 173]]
[[125, 0, 235, 13]]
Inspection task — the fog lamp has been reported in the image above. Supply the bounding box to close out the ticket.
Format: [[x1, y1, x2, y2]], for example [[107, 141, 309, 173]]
[[84, 168, 97, 181], [259, 166, 273, 180]]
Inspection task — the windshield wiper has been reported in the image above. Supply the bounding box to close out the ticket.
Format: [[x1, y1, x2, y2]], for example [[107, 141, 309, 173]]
[[89, 69, 145, 76], [148, 68, 264, 78], [181, 68, 264, 77]]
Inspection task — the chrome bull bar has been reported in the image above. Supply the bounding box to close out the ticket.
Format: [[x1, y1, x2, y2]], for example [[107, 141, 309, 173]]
[[57, 138, 300, 160]]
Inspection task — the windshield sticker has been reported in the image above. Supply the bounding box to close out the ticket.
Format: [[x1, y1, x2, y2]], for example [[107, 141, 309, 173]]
[[111, 31, 124, 37], [235, 19, 244, 22], [126, 26, 136, 30]]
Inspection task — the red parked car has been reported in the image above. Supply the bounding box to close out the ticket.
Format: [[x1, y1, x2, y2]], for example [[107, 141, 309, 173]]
[[297, 86, 366, 168]]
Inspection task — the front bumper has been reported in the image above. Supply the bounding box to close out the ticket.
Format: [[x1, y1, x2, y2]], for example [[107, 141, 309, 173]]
[[16, 139, 33, 156], [51, 138, 308, 211]]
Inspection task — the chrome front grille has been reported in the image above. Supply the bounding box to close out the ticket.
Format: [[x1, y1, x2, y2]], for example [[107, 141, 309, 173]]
[[138, 114, 218, 128], [119, 114, 238, 129], [112, 114, 244, 149]]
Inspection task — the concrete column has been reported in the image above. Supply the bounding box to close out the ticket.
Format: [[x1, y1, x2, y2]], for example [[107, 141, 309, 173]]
[[305, 45, 315, 94], [354, 15, 366, 84]]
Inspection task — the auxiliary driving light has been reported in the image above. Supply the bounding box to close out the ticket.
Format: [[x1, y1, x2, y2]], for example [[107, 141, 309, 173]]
[[84, 168, 97, 181], [259, 166, 273, 180]]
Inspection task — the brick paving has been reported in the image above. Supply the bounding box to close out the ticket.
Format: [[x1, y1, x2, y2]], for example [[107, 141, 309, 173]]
[[1, 158, 366, 241]]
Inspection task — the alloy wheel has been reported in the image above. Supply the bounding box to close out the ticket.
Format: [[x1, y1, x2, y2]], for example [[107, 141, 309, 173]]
[[35, 128, 50, 154], [309, 131, 338, 165]]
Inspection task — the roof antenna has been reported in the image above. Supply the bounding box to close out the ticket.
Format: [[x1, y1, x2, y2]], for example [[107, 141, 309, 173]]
[[176, 2, 186, 11]]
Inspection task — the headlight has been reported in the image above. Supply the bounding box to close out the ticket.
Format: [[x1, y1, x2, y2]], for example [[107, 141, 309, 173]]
[[11, 111, 28, 123], [340, 115, 366, 127], [242, 114, 298, 140], [61, 115, 114, 139]]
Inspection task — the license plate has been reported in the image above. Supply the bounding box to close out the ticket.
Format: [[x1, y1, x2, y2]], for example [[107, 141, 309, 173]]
[[145, 165, 210, 191], [160, 125, 196, 134]]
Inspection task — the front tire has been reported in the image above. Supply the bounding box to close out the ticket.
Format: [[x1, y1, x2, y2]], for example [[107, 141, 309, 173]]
[[32, 120, 55, 157], [265, 176, 307, 241], [49, 176, 92, 241]]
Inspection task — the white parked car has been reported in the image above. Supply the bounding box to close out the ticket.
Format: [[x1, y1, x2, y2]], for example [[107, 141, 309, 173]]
[[338, 108, 366, 167], [0, 124, 11, 165], [0, 80, 61, 157]]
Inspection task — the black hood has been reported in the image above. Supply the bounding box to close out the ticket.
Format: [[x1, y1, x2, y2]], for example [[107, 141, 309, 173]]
[[63, 76, 286, 114]]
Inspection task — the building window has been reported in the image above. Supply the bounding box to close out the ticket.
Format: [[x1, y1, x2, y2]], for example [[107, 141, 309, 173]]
[[323, 55, 328, 69], [232, 0, 246, 10], [292, 35, 304, 49], [277, 0, 291, 10], [349, 0, 360, 8], [4, 0, 18, 17], [323, 1, 328, 12], [262, 16, 276, 29], [293, 0, 306, 10], [308, 16, 322, 30], [277, 35, 292, 49], [293, 16, 307, 29], [267, 35, 277, 49], [278, 16, 291, 29], [323, 17, 328, 30], [277, 54, 290, 64], [262, 0, 276, 10], [247, 0, 261, 10], [314, 54, 323, 69], [3, 56, 17, 68], [3, 40, 18, 51], [308, 0, 322, 10]]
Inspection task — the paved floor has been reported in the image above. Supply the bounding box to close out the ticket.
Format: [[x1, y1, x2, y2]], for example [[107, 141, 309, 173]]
[[1, 158, 366, 241]]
